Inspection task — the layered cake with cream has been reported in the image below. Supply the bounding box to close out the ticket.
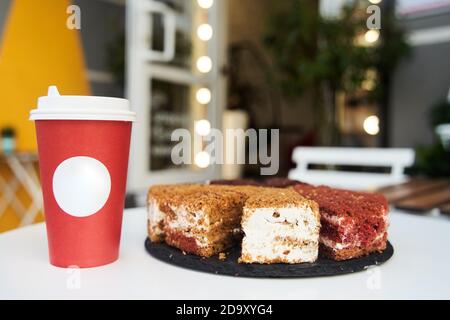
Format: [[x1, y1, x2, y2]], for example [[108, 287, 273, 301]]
[[293, 184, 389, 261], [240, 188, 320, 264], [148, 184, 261, 257], [148, 181, 388, 263], [148, 184, 320, 263]]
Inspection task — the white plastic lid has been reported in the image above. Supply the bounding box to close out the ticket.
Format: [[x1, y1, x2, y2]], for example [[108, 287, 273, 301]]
[[29, 86, 136, 122]]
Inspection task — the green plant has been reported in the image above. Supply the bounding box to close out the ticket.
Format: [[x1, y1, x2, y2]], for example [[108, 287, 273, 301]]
[[429, 100, 450, 127], [263, 0, 410, 145], [407, 99, 450, 177], [265, 1, 370, 95], [407, 143, 450, 177]]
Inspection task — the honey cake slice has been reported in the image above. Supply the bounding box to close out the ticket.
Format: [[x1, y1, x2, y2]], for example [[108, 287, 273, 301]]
[[148, 184, 262, 257], [240, 189, 321, 264], [147, 184, 202, 242]]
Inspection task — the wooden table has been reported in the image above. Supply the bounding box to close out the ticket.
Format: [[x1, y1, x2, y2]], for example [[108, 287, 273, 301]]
[[377, 178, 450, 214]]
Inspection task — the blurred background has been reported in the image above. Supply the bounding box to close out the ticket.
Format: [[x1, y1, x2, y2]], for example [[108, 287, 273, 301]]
[[1, 0, 450, 232]]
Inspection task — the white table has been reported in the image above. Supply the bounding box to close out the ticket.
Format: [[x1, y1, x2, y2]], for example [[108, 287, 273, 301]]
[[1, 208, 450, 299]]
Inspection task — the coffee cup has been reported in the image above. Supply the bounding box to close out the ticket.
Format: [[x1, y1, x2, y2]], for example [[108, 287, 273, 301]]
[[30, 86, 136, 268]]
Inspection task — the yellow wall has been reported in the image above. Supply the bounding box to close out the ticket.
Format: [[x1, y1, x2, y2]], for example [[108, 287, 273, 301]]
[[0, 0, 90, 232], [0, 0, 90, 152]]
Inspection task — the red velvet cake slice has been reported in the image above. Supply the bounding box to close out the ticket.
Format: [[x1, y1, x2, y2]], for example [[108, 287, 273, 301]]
[[293, 184, 389, 261]]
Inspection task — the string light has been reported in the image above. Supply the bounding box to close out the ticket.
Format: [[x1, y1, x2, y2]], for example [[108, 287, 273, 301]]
[[197, 0, 214, 9], [363, 115, 380, 135], [195, 120, 211, 136], [197, 24, 213, 41], [196, 88, 211, 104], [195, 151, 210, 168], [196, 56, 212, 73], [365, 29, 380, 43]]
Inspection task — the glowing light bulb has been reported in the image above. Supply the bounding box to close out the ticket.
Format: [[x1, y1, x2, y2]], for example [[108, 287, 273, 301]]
[[196, 56, 212, 73], [195, 151, 210, 168], [197, 24, 213, 41], [195, 119, 211, 136], [369, 0, 382, 4], [365, 29, 380, 43], [363, 115, 380, 135], [197, 0, 214, 9], [196, 88, 211, 104]]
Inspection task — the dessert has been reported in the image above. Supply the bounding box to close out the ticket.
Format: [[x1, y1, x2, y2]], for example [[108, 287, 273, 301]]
[[147, 184, 262, 257], [240, 188, 320, 264], [293, 184, 389, 261], [148, 180, 389, 264], [147, 184, 197, 243], [147, 184, 320, 263]]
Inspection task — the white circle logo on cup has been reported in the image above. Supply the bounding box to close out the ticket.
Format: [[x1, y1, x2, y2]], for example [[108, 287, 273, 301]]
[[52, 156, 111, 217]]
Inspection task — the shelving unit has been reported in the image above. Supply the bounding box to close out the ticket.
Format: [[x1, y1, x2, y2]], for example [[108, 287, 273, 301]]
[[126, 0, 227, 192]]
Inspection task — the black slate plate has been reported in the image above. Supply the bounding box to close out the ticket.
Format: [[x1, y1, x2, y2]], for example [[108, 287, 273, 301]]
[[145, 239, 394, 278]]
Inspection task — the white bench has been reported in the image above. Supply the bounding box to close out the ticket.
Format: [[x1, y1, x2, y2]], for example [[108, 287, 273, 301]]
[[288, 147, 415, 190]]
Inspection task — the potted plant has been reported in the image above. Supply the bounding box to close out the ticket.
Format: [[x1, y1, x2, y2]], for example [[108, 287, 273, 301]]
[[430, 97, 450, 150], [1, 126, 16, 155]]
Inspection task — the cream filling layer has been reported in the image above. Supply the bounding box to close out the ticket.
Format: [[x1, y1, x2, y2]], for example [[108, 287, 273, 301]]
[[148, 199, 166, 236], [241, 206, 320, 263], [320, 231, 387, 250]]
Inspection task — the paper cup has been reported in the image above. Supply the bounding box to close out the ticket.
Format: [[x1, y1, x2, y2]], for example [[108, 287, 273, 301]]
[[30, 86, 135, 268]]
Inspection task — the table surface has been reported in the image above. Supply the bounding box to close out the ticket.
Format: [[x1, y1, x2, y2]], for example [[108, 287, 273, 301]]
[[377, 178, 450, 213], [1, 207, 450, 300]]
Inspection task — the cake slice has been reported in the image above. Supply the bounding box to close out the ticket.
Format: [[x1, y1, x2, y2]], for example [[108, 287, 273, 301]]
[[240, 189, 320, 264], [148, 184, 261, 257], [293, 184, 389, 261], [147, 184, 199, 243]]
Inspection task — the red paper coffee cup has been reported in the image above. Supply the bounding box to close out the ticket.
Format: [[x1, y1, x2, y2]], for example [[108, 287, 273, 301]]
[[30, 86, 136, 268]]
